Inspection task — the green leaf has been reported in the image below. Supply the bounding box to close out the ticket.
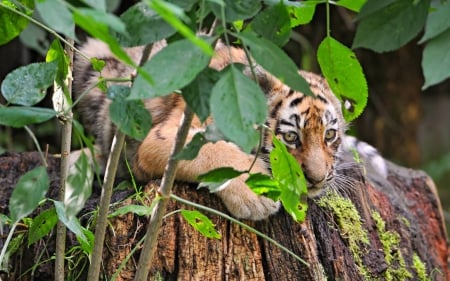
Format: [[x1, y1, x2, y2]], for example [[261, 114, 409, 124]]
[[148, 0, 213, 55], [287, 2, 317, 27], [209, 0, 261, 22], [73, 8, 134, 66], [54, 201, 88, 244], [108, 85, 152, 140], [130, 39, 210, 99], [116, 2, 175, 47], [182, 68, 219, 122], [167, 0, 198, 10], [174, 133, 207, 160], [317, 36, 367, 121], [238, 30, 313, 96], [246, 173, 280, 201], [210, 65, 266, 152], [77, 227, 95, 255], [420, 1, 450, 43], [181, 210, 221, 239], [19, 22, 50, 55], [197, 167, 244, 182], [1, 61, 58, 106], [46, 39, 69, 83], [9, 166, 49, 223], [28, 207, 58, 246], [35, 0, 76, 39], [0, 106, 56, 128], [353, 0, 430, 52], [334, 0, 366, 12], [81, 0, 106, 11], [250, 2, 291, 46], [270, 136, 307, 222], [109, 204, 154, 218], [0, 0, 33, 45], [65, 152, 93, 218], [422, 29, 450, 89]]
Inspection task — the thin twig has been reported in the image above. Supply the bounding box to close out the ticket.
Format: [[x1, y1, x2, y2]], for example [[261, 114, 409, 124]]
[[133, 106, 195, 281]]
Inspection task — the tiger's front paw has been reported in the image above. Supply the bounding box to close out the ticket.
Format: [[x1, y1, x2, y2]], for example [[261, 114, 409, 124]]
[[216, 178, 280, 220]]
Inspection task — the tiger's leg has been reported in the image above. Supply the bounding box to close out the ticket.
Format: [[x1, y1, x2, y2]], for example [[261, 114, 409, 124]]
[[133, 123, 280, 220]]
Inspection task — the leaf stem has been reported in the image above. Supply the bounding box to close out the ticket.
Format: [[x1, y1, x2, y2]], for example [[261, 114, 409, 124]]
[[133, 105, 195, 281], [24, 125, 48, 167], [326, 0, 331, 38], [170, 194, 309, 267]]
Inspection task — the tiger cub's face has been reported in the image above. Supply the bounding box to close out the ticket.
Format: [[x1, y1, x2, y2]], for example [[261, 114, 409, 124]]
[[261, 71, 346, 197]]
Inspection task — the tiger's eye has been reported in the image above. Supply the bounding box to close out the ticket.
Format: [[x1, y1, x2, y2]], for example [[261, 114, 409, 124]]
[[283, 132, 298, 144], [324, 129, 337, 142]]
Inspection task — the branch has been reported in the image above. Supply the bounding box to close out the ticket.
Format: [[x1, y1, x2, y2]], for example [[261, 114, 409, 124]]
[[133, 106, 195, 281]]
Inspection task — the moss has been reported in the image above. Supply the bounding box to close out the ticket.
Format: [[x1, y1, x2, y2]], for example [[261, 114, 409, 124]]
[[412, 253, 431, 281], [316, 191, 371, 279], [371, 211, 413, 280]]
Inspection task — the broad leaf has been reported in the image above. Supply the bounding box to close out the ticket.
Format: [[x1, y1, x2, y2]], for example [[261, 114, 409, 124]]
[[65, 152, 93, 218], [0, 106, 56, 127], [130, 39, 210, 99], [238, 31, 313, 96], [182, 68, 220, 122], [334, 0, 366, 12], [19, 22, 50, 55], [73, 8, 134, 66], [9, 166, 49, 223], [109, 204, 154, 218], [210, 65, 266, 152], [181, 210, 221, 239], [174, 133, 207, 160], [317, 36, 367, 121], [54, 201, 88, 244], [35, 0, 75, 39], [422, 29, 450, 89], [0, 0, 33, 45], [209, 0, 261, 22], [148, 0, 213, 55], [287, 2, 317, 27], [246, 173, 280, 201], [108, 85, 152, 140], [46, 39, 70, 86], [420, 1, 450, 43], [1, 61, 58, 106], [250, 2, 291, 46], [353, 0, 430, 52], [81, 0, 106, 11], [197, 167, 243, 182], [28, 207, 58, 246], [270, 136, 307, 222], [116, 2, 175, 47]]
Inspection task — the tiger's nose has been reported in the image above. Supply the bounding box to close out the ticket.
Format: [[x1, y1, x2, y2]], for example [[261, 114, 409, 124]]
[[301, 164, 326, 186]]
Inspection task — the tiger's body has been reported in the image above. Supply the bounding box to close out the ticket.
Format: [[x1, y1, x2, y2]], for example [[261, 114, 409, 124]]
[[73, 39, 386, 220]]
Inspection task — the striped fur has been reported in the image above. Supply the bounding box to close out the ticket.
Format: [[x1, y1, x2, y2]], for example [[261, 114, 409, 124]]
[[73, 39, 385, 220]]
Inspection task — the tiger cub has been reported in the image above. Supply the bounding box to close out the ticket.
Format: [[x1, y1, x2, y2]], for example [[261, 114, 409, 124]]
[[73, 39, 380, 220]]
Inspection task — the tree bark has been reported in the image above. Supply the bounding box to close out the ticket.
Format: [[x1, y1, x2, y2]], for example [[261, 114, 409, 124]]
[[0, 151, 448, 280]]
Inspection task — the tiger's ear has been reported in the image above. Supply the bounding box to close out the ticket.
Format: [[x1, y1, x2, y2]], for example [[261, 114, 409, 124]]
[[243, 65, 279, 96]]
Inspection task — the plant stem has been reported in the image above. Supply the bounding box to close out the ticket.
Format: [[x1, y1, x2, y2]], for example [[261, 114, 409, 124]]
[[326, 0, 331, 38], [171, 194, 309, 266], [0, 222, 17, 267], [86, 130, 126, 281], [54, 38, 74, 281], [24, 125, 48, 167], [133, 106, 195, 281], [88, 43, 154, 281]]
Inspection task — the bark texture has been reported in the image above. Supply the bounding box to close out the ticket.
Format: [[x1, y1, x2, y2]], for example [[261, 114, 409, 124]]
[[0, 151, 449, 281]]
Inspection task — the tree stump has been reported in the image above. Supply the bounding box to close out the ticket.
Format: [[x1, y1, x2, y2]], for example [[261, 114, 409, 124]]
[[0, 151, 448, 280]]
